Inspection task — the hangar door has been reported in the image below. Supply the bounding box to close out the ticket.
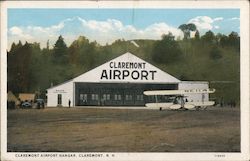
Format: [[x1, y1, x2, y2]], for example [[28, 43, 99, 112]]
[[75, 82, 178, 106]]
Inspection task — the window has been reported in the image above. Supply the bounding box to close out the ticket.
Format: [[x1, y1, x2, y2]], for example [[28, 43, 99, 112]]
[[80, 94, 87, 100], [136, 95, 143, 101], [118, 95, 121, 100], [125, 95, 132, 101], [114, 94, 122, 101], [80, 94, 87, 102], [57, 94, 62, 105], [102, 94, 110, 101], [91, 94, 98, 101], [107, 94, 110, 100]]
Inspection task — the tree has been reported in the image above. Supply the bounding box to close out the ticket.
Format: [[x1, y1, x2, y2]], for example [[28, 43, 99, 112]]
[[194, 30, 200, 40], [53, 35, 68, 64], [68, 36, 90, 65], [201, 30, 215, 43], [152, 32, 183, 64], [215, 33, 223, 45], [7, 42, 35, 93], [82, 42, 98, 69], [219, 34, 228, 47], [178, 23, 197, 39], [228, 31, 240, 51], [68, 36, 100, 70]]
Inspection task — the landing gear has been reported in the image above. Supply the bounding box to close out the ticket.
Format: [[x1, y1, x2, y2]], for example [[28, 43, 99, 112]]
[[195, 106, 201, 110]]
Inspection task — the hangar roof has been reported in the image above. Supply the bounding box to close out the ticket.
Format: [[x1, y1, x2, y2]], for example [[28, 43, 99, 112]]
[[47, 52, 180, 90], [73, 52, 180, 83]]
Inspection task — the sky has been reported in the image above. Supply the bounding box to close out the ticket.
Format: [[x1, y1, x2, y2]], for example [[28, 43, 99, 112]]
[[8, 9, 240, 49]]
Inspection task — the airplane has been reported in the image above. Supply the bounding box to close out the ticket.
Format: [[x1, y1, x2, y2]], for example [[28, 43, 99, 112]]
[[143, 88, 215, 110]]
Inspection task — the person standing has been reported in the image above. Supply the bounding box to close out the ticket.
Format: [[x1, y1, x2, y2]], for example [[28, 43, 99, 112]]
[[68, 99, 71, 108]]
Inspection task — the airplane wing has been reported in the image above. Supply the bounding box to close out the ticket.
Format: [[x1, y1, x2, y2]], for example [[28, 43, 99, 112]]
[[143, 89, 215, 96], [186, 101, 215, 106], [145, 103, 173, 108]]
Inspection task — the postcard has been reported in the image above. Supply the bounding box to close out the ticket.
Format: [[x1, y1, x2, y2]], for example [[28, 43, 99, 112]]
[[1, 1, 249, 161]]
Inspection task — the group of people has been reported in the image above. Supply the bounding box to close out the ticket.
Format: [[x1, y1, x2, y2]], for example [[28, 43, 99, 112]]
[[219, 98, 237, 107]]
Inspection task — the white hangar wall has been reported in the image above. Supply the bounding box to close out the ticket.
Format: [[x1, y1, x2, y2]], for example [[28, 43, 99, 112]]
[[47, 80, 74, 107], [179, 81, 209, 102], [47, 52, 181, 107], [47, 52, 211, 107]]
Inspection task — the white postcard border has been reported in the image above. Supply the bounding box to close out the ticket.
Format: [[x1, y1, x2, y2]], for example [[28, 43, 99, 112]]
[[1, 1, 249, 161]]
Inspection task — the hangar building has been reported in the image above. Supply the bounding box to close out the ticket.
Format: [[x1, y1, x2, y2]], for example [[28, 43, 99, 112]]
[[47, 52, 209, 107]]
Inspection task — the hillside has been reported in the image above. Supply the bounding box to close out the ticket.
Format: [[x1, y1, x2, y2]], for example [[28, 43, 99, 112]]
[[101, 39, 240, 104], [7, 32, 240, 105]]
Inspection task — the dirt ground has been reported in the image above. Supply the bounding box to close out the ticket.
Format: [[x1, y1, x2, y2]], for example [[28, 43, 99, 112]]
[[7, 107, 240, 152]]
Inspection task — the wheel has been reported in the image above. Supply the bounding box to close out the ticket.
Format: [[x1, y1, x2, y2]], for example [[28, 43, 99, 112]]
[[159, 107, 162, 111], [196, 106, 201, 110]]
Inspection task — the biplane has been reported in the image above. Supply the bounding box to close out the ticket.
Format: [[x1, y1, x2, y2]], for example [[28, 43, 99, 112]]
[[143, 88, 215, 110]]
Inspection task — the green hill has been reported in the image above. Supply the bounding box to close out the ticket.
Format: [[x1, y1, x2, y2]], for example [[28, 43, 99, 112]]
[[7, 32, 240, 105]]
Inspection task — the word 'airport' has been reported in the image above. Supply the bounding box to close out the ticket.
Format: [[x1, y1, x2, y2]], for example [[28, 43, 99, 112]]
[[101, 61, 157, 80]]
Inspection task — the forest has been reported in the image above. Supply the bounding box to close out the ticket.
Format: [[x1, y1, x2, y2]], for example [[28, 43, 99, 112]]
[[7, 25, 240, 105]]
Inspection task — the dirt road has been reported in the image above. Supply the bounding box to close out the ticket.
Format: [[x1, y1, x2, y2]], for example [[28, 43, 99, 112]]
[[7, 107, 240, 152]]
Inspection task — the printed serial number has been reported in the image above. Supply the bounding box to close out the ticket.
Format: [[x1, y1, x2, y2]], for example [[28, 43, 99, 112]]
[[214, 154, 226, 157]]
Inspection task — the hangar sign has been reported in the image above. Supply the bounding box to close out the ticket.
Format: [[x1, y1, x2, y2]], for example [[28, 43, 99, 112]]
[[73, 52, 180, 83], [100, 61, 157, 80]]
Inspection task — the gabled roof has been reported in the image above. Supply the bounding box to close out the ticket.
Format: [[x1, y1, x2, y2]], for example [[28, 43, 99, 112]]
[[19, 93, 35, 101], [73, 52, 180, 83], [47, 52, 180, 90], [7, 91, 20, 104], [47, 79, 73, 90]]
